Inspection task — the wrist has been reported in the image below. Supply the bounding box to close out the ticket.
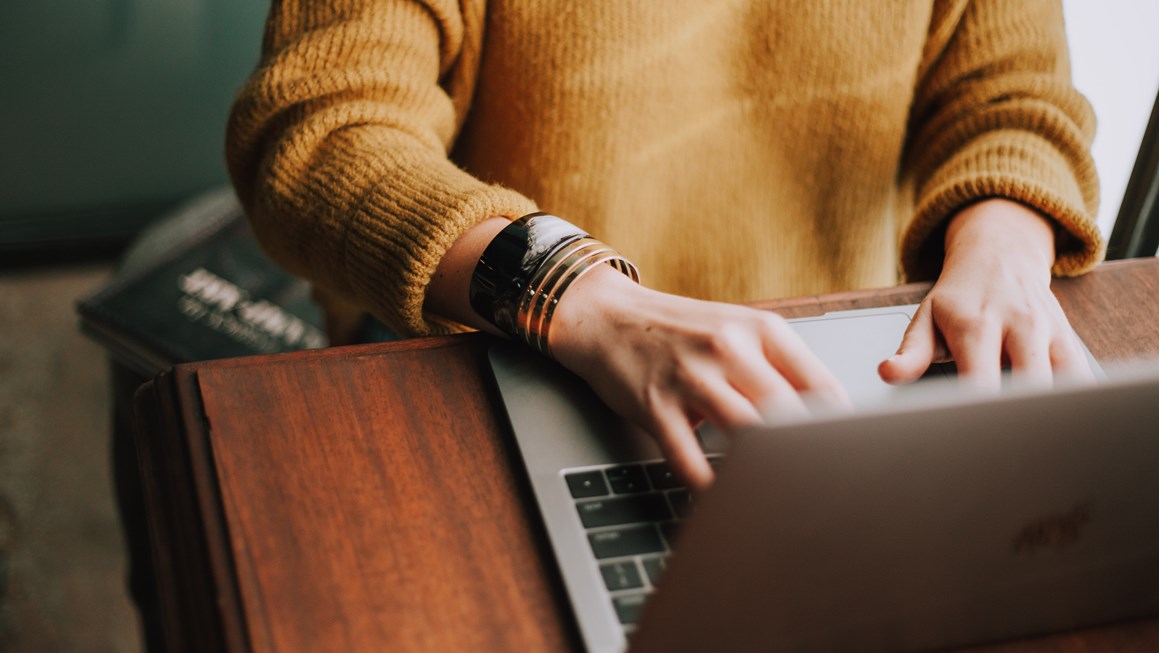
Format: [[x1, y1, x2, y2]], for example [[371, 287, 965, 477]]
[[548, 263, 645, 359], [944, 199, 1056, 273], [425, 216, 514, 335]]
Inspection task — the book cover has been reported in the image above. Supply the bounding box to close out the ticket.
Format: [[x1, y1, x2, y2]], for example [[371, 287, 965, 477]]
[[77, 189, 327, 376]]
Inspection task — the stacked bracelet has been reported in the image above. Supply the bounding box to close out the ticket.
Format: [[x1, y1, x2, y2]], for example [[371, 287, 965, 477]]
[[469, 213, 639, 356]]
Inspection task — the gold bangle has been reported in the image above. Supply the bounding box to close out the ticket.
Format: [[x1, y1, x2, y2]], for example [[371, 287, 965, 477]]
[[535, 251, 632, 356], [515, 237, 639, 355], [526, 244, 617, 353], [519, 239, 606, 344]]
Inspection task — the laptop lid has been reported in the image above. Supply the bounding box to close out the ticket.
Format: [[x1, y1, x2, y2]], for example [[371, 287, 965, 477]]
[[632, 369, 1158, 652], [488, 304, 1113, 652]]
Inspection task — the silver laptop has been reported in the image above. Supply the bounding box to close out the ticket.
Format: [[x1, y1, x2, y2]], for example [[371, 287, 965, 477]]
[[487, 306, 1157, 652]]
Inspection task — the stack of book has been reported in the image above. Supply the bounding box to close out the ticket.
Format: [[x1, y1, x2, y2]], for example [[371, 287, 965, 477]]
[[77, 188, 327, 375]]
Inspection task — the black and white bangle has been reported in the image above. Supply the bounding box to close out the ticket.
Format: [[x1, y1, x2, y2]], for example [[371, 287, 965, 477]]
[[469, 213, 639, 355]]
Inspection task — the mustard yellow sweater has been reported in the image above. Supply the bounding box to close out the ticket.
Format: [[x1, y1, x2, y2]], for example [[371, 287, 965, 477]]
[[226, 0, 1102, 338]]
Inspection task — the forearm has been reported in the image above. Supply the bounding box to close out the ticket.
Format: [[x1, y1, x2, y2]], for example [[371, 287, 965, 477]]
[[900, 0, 1101, 282], [227, 0, 538, 338], [423, 216, 511, 335]]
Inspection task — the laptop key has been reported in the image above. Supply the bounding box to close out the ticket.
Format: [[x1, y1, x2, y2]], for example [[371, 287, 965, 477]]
[[612, 592, 650, 625], [642, 556, 667, 586], [576, 494, 672, 528], [667, 488, 693, 519], [588, 525, 666, 559], [645, 462, 682, 490], [659, 521, 681, 549], [565, 471, 610, 498], [600, 561, 644, 591], [606, 465, 649, 494]]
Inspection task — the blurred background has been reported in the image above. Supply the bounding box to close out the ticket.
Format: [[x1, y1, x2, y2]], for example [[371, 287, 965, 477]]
[[0, 1, 268, 257], [0, 2, 269, 651], [0, 1, 1155, 651]]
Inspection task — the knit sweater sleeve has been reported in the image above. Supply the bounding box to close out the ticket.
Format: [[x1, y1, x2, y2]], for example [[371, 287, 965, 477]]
[[226, 0, 537, 337], [900, 0, 1103, 281]]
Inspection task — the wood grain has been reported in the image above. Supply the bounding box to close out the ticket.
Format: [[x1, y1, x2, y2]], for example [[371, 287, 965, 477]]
[[134, 258, 1158, 652], [196, 343, 577, 652]]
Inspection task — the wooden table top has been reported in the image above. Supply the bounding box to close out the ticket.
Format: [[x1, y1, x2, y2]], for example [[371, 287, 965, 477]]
[[133, 258, 1158, 652]]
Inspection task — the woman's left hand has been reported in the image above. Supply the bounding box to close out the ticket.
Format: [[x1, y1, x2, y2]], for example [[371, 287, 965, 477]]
[[879, 199, 1094, 390]]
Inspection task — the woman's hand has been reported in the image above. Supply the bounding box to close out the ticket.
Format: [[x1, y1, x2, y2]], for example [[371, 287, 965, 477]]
[[427, 216, 843, 490], [550, 265, 849, 490], [879, 199, 1093, 390]]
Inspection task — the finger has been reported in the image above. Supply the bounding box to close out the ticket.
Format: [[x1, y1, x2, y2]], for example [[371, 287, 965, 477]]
[[747, 371, 811, 422], [684, 372, 765, 431], [759, 317, 850, 407], [1003, 327, 1053, 389], [715, 350, 816, 419], [650, 399, 714, 490], [947, 317, 1003, 393], [1049, 330, 1096, 382], [879, 301, 939, 385]]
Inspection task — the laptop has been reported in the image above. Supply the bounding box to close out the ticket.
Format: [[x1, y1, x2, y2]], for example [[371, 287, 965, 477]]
[[487, 305, 1158, 652]]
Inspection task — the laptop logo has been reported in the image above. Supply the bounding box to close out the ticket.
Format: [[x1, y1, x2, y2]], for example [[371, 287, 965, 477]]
[[1013, 504, 1091, 555]]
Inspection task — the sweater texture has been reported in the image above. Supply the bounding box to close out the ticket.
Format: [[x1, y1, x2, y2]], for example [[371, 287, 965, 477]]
[[227, 0, 1102, 337]]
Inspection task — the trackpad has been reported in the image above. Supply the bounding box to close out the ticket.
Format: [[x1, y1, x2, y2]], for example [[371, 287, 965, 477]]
[[788, 310, 937, 407]]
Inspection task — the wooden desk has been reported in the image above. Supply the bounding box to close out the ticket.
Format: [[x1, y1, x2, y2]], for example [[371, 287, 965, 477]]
[[133, 258, 1158, 652]]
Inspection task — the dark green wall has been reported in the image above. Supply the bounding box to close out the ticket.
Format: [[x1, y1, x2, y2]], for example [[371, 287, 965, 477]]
[[0, 1, 269, 249]]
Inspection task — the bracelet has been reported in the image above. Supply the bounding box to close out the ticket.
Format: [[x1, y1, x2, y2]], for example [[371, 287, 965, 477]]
[[469, 213, 639, 355], [519, 238, 609, 351], [469, 213, 586, 336], [523, 243, 634, 355]]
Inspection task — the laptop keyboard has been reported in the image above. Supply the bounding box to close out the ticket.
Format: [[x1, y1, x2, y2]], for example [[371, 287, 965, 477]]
[[563, 456, 722, 630]]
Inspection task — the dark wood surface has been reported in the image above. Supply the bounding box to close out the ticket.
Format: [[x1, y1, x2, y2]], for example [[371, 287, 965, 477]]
[[134, 258, 1158, 652]]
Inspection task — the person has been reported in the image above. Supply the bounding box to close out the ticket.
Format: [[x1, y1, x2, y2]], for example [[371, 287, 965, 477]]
[[226, 0, 1103, 489]]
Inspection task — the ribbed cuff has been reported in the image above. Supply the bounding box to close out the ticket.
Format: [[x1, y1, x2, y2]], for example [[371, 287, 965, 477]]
[[902, 129, 1104, 281], [342, 155, 538, 337]]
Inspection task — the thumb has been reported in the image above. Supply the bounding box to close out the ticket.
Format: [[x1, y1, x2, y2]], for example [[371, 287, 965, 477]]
[[879, 302, 937, 385]]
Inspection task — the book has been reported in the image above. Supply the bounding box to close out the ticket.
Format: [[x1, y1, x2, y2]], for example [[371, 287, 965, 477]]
[[77, 188, 327, 376]]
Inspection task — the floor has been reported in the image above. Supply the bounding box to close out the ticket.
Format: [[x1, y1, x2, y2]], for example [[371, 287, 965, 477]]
[[0, 261, 141, 652]]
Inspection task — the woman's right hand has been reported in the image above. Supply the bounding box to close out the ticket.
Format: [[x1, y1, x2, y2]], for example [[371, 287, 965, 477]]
[[549, 265, 849, 490]]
